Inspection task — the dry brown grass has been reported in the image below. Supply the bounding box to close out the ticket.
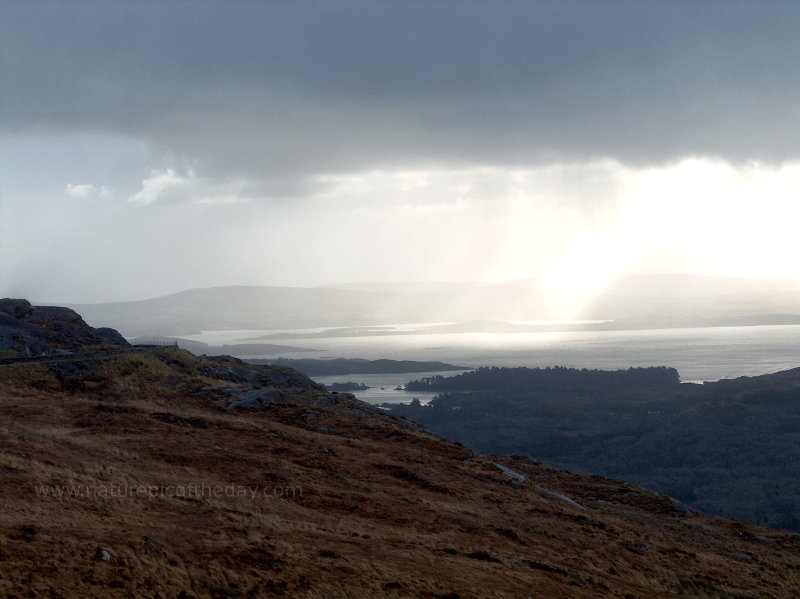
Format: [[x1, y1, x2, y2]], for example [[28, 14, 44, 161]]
[[1, 350, 799, 598]]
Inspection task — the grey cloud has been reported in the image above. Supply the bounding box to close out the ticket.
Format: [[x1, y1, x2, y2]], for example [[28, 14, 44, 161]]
[[3, 1, 800, 187]]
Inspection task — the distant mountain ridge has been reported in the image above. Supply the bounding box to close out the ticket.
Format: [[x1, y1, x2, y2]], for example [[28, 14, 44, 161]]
[[68, 275, 800, 336]]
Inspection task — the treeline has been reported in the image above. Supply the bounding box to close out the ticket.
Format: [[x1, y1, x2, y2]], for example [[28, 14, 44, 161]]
[[405, 365, 680, 395], [392, 367, 800, 532]]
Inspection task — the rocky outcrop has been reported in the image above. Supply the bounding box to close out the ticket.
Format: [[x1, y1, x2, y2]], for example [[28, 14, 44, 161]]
[[0, 298, 129, 358]]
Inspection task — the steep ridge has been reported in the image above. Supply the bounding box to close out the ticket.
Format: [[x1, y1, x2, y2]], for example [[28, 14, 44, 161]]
[[1, 306, 799, 596]]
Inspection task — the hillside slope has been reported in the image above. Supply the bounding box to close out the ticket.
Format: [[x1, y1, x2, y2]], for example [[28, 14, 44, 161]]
[[2, 346, 800, 597], [393, 366, 800, 531]]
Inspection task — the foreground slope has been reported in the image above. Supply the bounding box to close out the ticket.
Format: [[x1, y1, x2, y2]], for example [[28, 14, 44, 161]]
[[1, 348, 800, 598]]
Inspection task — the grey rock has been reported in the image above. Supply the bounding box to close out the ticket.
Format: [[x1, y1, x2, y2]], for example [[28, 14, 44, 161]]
[[0, 299, 35, 319], [492, 462, 528, 482], [226, 389, 287, 411], [314, 395, 337, 407], [0, 298, 129, 358], [729, 552, 753, 561], [227, 397, 262, 410], [669, 496, 695, 516], [196, 386, 222, 395], [239, 389, 284, 402], [314, 426, 342, 435], [752, 535, 776, 542], [207, 359, 324, 391], [95, 327, 129, 346]]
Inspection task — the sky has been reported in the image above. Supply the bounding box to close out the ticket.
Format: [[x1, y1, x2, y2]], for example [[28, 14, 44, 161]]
[[2, 1, 800, 304]]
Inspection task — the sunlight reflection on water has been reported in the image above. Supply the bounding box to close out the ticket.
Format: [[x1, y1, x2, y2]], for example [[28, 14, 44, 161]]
[[187, 324, 800, 404]]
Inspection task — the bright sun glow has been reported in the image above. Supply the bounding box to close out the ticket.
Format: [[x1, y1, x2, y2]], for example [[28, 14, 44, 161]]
[[313, 159, 800, 292], [622, 159, 800, 277], [4, 152, 799, 303], [529, 159, 800, 318]]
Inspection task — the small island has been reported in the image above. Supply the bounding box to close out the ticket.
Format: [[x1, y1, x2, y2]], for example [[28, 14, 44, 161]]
[[324, 381, 370, 392]]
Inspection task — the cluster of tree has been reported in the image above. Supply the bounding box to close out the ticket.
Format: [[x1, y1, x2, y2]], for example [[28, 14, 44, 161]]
[[405, 365, 681, 395], [392, 367, 800, 531]]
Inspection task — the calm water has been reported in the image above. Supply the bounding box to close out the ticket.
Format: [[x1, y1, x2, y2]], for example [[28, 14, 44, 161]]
[[184, 324, 800, 404]]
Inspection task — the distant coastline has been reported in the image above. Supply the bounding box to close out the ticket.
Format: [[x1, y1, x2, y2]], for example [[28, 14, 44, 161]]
[[234, 316, 800, 341], [245, 357, 466, 377]]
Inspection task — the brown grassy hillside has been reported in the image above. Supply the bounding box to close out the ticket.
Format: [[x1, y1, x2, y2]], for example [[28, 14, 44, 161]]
[[1, 348, 799, 598]]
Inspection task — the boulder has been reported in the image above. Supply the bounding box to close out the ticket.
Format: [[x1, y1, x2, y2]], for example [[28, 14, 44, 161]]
[[227, 389, 288, 410]]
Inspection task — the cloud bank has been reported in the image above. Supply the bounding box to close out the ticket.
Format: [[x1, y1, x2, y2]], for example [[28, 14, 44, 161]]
[[3, 1, 800, 192], [2, 2, 800, 303]]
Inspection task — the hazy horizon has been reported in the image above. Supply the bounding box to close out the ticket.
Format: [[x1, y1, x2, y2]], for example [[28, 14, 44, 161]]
[[3, 2, 800, 306], [34, 271, 795, 307]]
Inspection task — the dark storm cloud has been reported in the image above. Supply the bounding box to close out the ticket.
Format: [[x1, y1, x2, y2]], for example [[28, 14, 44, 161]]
[[3, 1, 800, 185]]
